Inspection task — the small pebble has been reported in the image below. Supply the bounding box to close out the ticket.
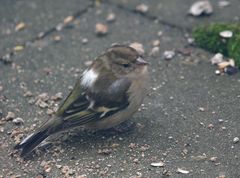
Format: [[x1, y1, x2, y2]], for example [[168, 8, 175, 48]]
[[24, 91, 33, 97], [68, 85, 73, 90], [1, 53, 12, 64], [12, 117, 24, 125], [218, 175, 226, 178], [51, 92, 63, 101], [56, 23, 64, 31], [37, 32, 45, 38], [150, 47, 160, 57], [68, 169, 75, 175], [6, 112, 16, 121], [53, 35, 61, 42], [221, 126, 226, 130], [98, 148, 112, 155], [95, 23, 108, 36], [152, 40, 160, 46], [13, 45, 24, 51], [0, 127, 4, 132], [135, 4, 149, 14], [157, 31, 163, 37], [218, 119, 224, 123], [61, 165, 69, 174], [47, 109, 54, 115], [187, 37, 195, 44], [233, 137, 239, 143], [110, 143, 120, 148], [191, 154, 207, 161], [35, 175, 44, 178], [45, 167, 51, 173], [224, 66, 238, 75], [198, 107, 205, 112], [15, 22, 26, 31], [137, 144, 148, 151], [208, 124, 214, 129], [37, 93, 49, 101], [106, 13, 116, 22], [211, 53, 224, 65], [163, 50, 175, 60], [182, 148, 188, 155], [64, 16, 74, 24], [177, 168, 189, 174], [219, 30, 233, 38], [37, 100, 48, 108], [133, 158, 139, 164], [163, 169, 171, 176], [28, 98, 35, 104], [150, 162, 165, 167], [128, 143, 136, 149], [189, 1, 213, 16], [215, 70, 221, 75], [82, 38, 89, 44], [218, 0, 230, 7], [209, 157, 217, 162]]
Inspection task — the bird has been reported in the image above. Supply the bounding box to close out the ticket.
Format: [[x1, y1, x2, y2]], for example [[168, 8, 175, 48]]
[[14, 45, 149, 157]]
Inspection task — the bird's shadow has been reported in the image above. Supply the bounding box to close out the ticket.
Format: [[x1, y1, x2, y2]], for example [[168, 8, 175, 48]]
[[22, 121, 138, 160]]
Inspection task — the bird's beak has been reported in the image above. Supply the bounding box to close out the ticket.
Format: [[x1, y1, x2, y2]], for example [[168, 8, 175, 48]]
[[136, 57, 149, 65]]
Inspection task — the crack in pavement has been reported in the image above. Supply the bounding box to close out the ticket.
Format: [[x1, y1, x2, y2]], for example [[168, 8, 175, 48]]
[[0, 1, 94, 65], [0, 0, 192, 65], [105, 1, 192, 34]]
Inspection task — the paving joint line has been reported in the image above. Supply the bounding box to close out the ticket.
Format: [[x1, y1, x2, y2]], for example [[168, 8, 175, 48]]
[[1, 1, 194, 65], [0, 2, 94, 65], [106, 1, 192, 33]]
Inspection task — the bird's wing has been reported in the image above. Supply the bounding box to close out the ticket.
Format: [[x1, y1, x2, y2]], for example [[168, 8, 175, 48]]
[[55, 77, 131, 129], [55, 80, 89, 117]]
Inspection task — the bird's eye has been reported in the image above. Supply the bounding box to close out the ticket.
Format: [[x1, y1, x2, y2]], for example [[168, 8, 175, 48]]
[[122, 63, 130, 68]]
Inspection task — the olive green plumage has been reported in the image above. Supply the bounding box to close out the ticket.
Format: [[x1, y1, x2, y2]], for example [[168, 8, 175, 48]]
[[14, 45, 149, 157]]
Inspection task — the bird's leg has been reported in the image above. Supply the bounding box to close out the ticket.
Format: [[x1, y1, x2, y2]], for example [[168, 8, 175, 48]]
[[93, 121, 136, 136], [112, 120, 136, 133]]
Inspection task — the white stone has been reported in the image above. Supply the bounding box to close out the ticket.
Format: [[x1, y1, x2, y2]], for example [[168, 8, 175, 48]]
[[151, 162, 165, 167], [177, 168, 190, 174], [211, 53, 224, 65], [189, 1, 213, 16], [233, 137, 239, 143], [219, 30, 233, 38], [163, 50, 175, 59]]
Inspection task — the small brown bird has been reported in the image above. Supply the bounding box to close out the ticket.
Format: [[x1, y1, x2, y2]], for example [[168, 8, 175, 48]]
[[15, 45, 149, 156]]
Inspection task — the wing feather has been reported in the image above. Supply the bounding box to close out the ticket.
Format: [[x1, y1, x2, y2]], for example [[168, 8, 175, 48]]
[[55, 76, 131, 129]]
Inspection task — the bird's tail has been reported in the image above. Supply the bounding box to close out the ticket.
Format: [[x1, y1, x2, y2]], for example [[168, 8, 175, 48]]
[[14, 130, 48, 157], [14, 118, 62, 157]]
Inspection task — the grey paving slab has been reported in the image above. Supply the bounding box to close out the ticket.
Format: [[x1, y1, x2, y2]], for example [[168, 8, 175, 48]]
[[1, 1, 240, 178], [0, 0, 92, 52], [115, 0, 240, 30]]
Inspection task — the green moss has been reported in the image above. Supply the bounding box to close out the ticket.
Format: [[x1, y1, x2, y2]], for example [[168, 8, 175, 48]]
[[192, 23, 240, 67], [228, 33, 240, 67]]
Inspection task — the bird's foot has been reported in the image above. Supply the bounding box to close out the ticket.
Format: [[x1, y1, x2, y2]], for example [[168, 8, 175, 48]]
[[112, 121, 136, 133]]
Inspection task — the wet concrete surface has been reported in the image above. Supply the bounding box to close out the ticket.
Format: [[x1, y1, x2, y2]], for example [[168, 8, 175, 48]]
[[1, 0, 240, 177]]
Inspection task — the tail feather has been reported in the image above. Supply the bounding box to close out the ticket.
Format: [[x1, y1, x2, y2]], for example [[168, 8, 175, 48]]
[[14, 130, 48, 157], [14, 117, 63, 157]]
